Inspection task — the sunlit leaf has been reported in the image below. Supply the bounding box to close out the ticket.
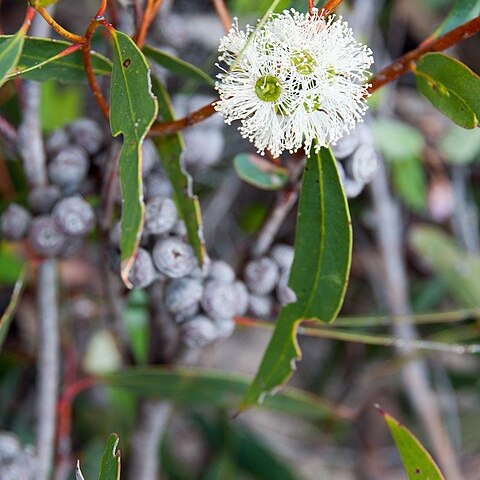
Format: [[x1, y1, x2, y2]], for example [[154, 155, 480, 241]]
[[234, 153, 289, 190], [378, 406, 445, 480], [103, 366, 350, 421], [414, 53, 480, 128], [151, 77, 206, 266], [143, 44, 214, 87], [98, 433, 121, 480], [0, 36, 112, 82], [242, 147, 352, 408], [110, 30, 158, 286]]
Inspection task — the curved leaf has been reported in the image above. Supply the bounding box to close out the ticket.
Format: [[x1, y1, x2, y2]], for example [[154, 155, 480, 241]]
[[98, 433, 121, 480], [242, 147, 352, 407], [151, 77, 206, 266], [0, 36, 112, 82], [143, 44, 214, 87], [431, 0, 480, 39], [110, 30, 158, 286], [378, 406, 445, 480], [103, 366, 350, 421], [234, 153, 289, 190], [414, 53, 480, 127], [0, 31, 26, 88]]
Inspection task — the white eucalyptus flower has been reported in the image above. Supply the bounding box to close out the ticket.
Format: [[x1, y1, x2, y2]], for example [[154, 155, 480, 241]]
[[214, 9, 374, 157]]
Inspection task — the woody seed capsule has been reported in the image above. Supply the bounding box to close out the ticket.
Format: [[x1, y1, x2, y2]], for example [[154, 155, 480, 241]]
[[52, 196, 95, 236], [28, 215, 66, 257], [244, 257, 279, 295], [0, 204, 31, 241], [144, 196, 178, 235], [152, 236, 196, 278]]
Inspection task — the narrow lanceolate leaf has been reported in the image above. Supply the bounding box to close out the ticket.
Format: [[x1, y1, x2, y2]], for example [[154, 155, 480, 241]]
[[103, 367, 350, 421], [0, 36, 111, 83], [234, 153, 289, 190], [430, 0, 480, 39], [151, 77, 206, 265], [110, 30, 158, 286], [98, 433, 121, 480], [414, 53, 480, 128], [143, 44, 214, 87], [0, 30, 26, 88], [242, 147, 352, 408], [0, 268, 26, 352], [378, 406, 445, 480], [409, 225, 480, 308]]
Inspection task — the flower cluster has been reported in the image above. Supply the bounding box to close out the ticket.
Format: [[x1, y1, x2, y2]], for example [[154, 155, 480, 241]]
[[215, 9, 374, 157]]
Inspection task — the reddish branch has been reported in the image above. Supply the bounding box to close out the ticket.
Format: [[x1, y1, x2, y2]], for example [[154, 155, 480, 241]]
[[212, 0, 232, 32], [135, 0, 164, 49], [369, 15, 480, 93], [322, 0, 343, 14]]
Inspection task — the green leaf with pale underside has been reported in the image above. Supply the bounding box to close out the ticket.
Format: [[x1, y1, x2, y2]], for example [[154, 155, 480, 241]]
[[151, 77, 206, 266], [110, 30, 158, 286], [242, 147, 352, 408], [234, 153, 289, 190], [379, 406, 445, 480], [431, 0, 480, 39]]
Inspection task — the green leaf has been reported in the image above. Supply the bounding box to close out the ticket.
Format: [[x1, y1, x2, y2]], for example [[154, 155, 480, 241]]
[[0, 36, 112, 83], [0, 30, 26, 89], [431, 0, 480, 38], [390, 156, 427, 212], [109, 30, 158, 286], [233, 153, 289, 190], [151, 77, 206, 266], [30, 0, 61, 6], [98, 433, 121, 480], [409, 225, 480, 308], [0, 244, 24, 285], [0, 268, 26, 352], [143, 44, 214, 87], [242, 147, 352, 408], [103, 366, 349, 421], [414, 53, 480, 128], [378, 406, 445, 480]]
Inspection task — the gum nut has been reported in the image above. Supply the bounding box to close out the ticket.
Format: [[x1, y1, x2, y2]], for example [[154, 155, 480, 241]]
[[141, 138, 159, 177], [201, 280, 238, 320], [109, 220, 121, 247], [45, 128, 71, 156], [52, 196, 95, 236], [183, 127, 224, 167], [59, 235, 84, 258], [165, 277, 204, 316], [28, 215, 66, 257], [347, 144, 379, 184], [0, 204, 31, 241], [248, 294, 273, 318], [48, 145, 89, 188], [179, 315, 218, 348], [27, 185, 62, 214], [145, 196, 178, 235], [269, 244, 294, 271], [174, 303, 200, 324], [145, 173, 173, 199], [214, 317, 235, 341], [343, 177, 365, 199], [0, 432, 20, 463], [276, 272, 297, 306], [244, 257, 279, 295], [128, 248, 156, 289], [233, 281, 249, 316], [208, 260, 235, 284], [331, 128, 360, 159], [68, 118, 104, 155], [152, 236, 196, 278]]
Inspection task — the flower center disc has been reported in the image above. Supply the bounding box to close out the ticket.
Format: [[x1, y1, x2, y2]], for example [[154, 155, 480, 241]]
[[291, 50, 317, 75], [255, 75, 282, 102]]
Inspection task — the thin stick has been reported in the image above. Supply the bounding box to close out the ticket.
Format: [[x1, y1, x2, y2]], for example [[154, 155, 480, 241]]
[[369, 16, 480, 93], [212, 0, 232, 32], [35, 6, 86, 44], [36, 259, 60, 480], [322, 0, 342, 14], [135, 0, 164, 49]]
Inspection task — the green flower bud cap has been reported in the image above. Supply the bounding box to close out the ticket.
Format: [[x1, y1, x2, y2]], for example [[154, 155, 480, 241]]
[[291, 50, 317, 75], [255, 76, 282, 102]]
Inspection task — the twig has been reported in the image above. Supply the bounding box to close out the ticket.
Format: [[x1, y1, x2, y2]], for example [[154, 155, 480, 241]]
[[368, 16, 480, 93], [212, 0, 231, 32], [322, 0, 343, 14], [369, 159, 464, 479], [135, 0, 164, 48], [34, 6, 86, 43], [36, 259, 60, 480]]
